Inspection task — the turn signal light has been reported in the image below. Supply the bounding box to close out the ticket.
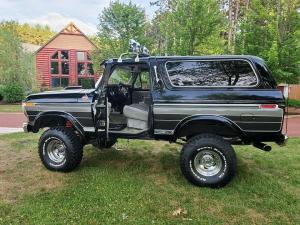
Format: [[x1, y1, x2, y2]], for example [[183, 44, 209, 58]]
[[22, 102, 36, 107]]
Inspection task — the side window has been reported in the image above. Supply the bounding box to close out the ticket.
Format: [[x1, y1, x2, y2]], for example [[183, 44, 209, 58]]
[[134, 71, 150, 89], [109, 68, 131, 85], [134, 74, 142, 89], [141, 71, 150, 89], [166, 60, 258, 87]]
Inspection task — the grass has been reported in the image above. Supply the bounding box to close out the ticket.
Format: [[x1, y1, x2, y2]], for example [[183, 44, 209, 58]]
[[288, 99, 300, 109], [0, 133, 300, 224], [0, 104, 22, 113]]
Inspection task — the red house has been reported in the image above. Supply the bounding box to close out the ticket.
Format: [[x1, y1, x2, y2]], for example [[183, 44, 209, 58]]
[[36, 23, 98, 89]]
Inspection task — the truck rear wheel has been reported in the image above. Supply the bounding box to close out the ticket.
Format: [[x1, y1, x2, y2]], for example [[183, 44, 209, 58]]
[[38, 127, 83, 172], [180, 134, 237, 188]]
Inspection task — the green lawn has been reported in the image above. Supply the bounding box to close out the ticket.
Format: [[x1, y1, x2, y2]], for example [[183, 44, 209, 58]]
[[1, 133, 300, 224], [0, 104, 22, 113]]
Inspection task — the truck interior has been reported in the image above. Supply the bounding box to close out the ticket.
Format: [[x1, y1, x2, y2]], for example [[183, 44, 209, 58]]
[[106, 62, 151, 135]]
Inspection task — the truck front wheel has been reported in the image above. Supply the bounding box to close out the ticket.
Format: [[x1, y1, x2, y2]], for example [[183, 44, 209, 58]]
[[180, 134, 237, 188], [38, 127, 83, 172]]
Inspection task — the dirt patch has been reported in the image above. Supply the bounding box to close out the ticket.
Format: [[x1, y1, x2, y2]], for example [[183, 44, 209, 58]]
[[0, 138, 69, 203], [245, 208, 268, 224]]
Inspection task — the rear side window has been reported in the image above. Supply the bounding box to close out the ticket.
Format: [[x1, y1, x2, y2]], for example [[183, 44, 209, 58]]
[[166, 60, 258, 87]]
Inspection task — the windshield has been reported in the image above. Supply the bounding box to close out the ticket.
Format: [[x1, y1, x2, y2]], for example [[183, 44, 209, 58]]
[[108, 67, 132, 85]]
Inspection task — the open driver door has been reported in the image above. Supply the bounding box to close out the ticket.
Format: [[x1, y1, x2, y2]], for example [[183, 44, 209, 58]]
[[92, 65, 110, 146]]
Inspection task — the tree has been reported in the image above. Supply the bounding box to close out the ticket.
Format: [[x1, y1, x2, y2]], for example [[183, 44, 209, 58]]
[[236, 0, 300, 83], [0, 21, 54, 45], [96, 1, 149, 59], [150, 0, 226, 55], [0, 27, 36, 92]]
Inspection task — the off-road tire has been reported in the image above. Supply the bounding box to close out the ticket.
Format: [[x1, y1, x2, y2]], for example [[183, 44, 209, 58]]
[[180, 134, 237, 188], [38, 127, 83, 172]]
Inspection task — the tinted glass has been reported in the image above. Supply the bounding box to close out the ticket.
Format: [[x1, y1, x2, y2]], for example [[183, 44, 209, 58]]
[[77, 63, 85, 75], [61, 78, 69, 87], [61, 62, 69, 75], [61, 50, 69, 60], [255, 62, 277, 88], [141, 71, 150, 89], [109, 68, 131, 85], [87, 63, 94, 75], [134, 75, 142, 89], [166, 60, 257, 87], [51, 78, 60, 87], [51, 51, 58, 59], [51, 62, 59, 74], [77, 51, 85, 61]]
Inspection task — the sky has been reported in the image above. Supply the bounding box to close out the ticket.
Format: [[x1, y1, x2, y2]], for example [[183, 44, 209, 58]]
[[0, 0, 157, 35]]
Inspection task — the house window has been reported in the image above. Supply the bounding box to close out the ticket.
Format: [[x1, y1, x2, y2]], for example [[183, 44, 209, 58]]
[[50, 50, 69, 88], [77, 51, 95, 88]]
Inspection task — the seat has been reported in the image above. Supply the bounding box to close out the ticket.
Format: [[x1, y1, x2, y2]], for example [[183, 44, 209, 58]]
[[123, 103, 149, 130]]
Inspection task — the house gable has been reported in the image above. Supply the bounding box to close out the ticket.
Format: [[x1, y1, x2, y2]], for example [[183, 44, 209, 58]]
[[35, 23, 99, 89], [36, 23, 97, 52]]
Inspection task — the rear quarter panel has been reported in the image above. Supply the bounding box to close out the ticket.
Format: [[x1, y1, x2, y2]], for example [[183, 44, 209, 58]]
[[152, 57, 285, 139]]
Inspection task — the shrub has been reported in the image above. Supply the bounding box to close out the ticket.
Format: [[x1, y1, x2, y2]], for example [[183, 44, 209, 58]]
[[288, 99, 300, 108], [80, 79, 94, 89], [2, 84, 25, 103], [0, 85, 4, 101]]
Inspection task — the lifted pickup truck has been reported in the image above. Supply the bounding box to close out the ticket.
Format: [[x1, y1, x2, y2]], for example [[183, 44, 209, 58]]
[[23, 48, 287, 187]]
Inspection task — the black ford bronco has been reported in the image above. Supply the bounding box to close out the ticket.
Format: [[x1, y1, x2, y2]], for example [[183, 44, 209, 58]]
[[23, 43, 287, 188]]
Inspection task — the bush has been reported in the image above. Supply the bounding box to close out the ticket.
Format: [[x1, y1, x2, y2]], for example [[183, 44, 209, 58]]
[[0, 85, 4, 101], [2, 84, 25, 103], [288, 99, 300, 108], [80, 79, 94, 89]]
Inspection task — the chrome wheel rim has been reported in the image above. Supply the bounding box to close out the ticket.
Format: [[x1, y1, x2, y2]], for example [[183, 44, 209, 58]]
[[46, 138, 66, 164], [193, 148, 222, 176]]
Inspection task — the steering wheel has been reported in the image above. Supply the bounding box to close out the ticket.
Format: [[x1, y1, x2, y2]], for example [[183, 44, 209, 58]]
[[118, 82, 130, 95]]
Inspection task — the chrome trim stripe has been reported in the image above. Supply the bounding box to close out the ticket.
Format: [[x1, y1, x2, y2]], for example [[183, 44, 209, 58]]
[[155, 103, 260, 107], [154, 129, 174, 135], [155, 112, 283, 133], [153, 104, 283, 119], [164, 59, 259, 88], [83, 127, 95, 132], [36, 102, 92, 113]]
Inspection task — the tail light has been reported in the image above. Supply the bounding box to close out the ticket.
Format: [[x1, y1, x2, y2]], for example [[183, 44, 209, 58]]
[[259, 104, 278, 109]]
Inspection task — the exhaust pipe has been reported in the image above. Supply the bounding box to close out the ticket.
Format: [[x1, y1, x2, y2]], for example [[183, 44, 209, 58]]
[[253, 142, 272, 152]]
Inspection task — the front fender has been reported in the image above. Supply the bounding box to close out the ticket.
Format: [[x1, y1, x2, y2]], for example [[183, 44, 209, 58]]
[[32, 111, 85, 137], [174, 115, 245, 138]]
